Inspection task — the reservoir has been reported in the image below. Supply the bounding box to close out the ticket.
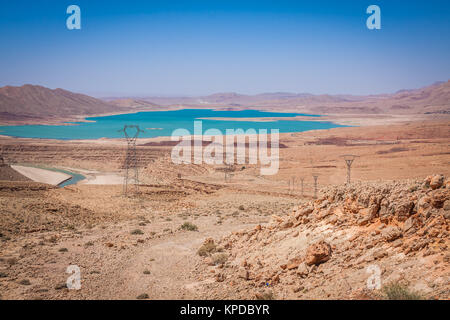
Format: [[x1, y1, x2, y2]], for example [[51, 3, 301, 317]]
[[0, 109, 346, 140]]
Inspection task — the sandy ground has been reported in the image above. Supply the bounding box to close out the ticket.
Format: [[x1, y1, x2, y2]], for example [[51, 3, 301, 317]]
[[11, 165, 71, 186], [0, 183, 296, 300], [196, 113, 432, 126], [81, 174, 125, 185]]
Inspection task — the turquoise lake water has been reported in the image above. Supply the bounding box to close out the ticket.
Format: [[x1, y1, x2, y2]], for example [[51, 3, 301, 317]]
[[56, 169, 86, 188], [0, 109, 346, 140]]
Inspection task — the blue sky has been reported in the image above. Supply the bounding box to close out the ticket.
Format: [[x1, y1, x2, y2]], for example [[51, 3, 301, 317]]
[[0, 0, 449, 96]]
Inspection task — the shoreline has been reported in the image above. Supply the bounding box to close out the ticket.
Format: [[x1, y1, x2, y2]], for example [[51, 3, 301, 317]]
[[0, 108, 345, 141], [0, 113, 447, 145], [0, 120, 448, 189], [0, 104, 439, 127], [11, 165, 73, 186]]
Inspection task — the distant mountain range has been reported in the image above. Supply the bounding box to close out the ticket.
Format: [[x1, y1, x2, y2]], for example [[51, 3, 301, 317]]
[[123, 91, 363, 107], [134, 80, 450, 115], [0, 81, 449, 123]]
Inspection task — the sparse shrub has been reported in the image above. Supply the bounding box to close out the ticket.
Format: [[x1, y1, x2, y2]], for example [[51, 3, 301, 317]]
[[143, 270, 151, 275], [197, 242, 217, 256], [19, 279, 31, 286], [136, 293, 149, 300], [54, 282, 67, 290], [131, 229, 144, 235], [166, 217, 172, 221], [381, 282, 424, 300], [239, 205, 245, 211], [0, 272, 8, 278], [181, 222, 198, 231], [212, 253, 228, 265], [58, 248, 68, 252], [85, 241, 94, 247]]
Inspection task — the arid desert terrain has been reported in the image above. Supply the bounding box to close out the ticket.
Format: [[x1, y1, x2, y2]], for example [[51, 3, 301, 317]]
[[1, 0, 449, 302], [0, 115, 449, 300]]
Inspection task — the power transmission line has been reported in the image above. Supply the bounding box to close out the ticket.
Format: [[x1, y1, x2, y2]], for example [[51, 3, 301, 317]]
[[342, 154, 359, 184], [119, 125, 144, 195]]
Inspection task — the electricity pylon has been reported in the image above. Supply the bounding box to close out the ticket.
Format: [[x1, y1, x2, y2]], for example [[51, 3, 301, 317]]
[[342, 154, 359, 184], [288, 176, 296, 194], [119, 125, 144, 195], [312, 174, 319, 199], [310, 157, 319, 199], [300, 177, 304, 197], [224, 163, 234, 182]]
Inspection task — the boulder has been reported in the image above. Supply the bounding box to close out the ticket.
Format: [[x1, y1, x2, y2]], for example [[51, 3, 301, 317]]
[[445, 178, 450, 189], [444, 211, 450, 220], [423, 177, 431, 189], [417, 196, 432, 217], [296, 262, 309, 277], [430, 174, 444, 190], [382, 226, 402, 242], [294, 206, 313, 220], [394, 200, 414, 222], [305, 241, 332, 266], [280, 220, 294, 229], [358, 205, 379, 225], [443, 200, 450, 211], [286, 257, 302, 270], [403, 216, 415, 232], [430, 189, 449, 209], [379, 198, 393, 223]]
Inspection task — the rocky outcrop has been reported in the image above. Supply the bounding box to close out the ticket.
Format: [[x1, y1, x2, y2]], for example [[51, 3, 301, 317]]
[[198, 175, 449, 300]]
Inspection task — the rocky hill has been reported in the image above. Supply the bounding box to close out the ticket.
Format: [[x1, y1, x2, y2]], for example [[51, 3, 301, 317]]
[[196, 175, 449, 299], [0, 85, 124, 121], [106, 98, 160, 110], [0, 164, 31, 182]]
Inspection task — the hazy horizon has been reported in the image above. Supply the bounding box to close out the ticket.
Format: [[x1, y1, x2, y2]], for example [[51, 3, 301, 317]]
[[95, 79, 449, 99], [3, 79, 448, 100], [1, 0, 449, 97]]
